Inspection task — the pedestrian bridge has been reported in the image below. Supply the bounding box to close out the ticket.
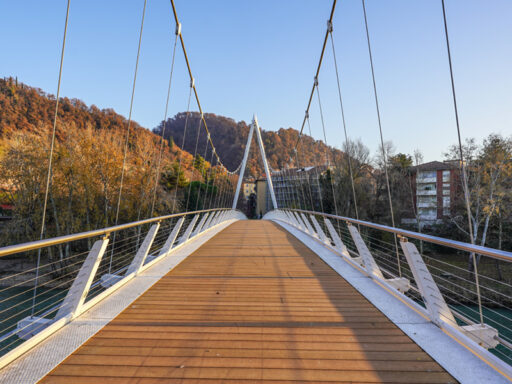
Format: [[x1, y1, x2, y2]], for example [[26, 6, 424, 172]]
[[0, 211, 510, 383]]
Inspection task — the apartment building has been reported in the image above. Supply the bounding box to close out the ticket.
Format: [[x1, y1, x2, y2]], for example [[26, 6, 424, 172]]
[[411, 161, 460, 222]]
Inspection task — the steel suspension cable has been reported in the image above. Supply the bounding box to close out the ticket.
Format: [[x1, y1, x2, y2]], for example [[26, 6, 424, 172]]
[[294, 0, 338, 151], [195, 130, 211, 211], [329, 25, 360, 221], [150, 24, 180, 217], [440, 0, 483, 324], [315, 80, 339, 216], [31, 0, 71, 316], [185, 116, 204, 211], [306, 115, 325, 213], [109, 0, 148, 274], [169, 0, 234, 174], [172, 84, 193, 212], [361, 0, 401, 276]]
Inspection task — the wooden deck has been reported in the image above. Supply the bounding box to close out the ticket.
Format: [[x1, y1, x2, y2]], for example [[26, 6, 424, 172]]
[[40, 220, 455, 383]]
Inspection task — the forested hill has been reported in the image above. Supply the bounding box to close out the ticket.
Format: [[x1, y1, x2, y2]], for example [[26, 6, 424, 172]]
[[1, 77, 154, 142], [154, 112, 344, 178]]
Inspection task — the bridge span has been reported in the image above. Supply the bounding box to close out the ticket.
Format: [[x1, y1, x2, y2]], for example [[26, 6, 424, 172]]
[[1, 214, 510, 383], [37, 220, 455, 383]]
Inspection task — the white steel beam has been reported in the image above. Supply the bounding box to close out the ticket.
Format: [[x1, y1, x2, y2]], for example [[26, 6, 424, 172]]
[[232, 123, 255, 209], [253, 115, 278, 209]]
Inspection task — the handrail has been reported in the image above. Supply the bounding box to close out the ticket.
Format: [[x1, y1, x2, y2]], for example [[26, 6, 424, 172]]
[[284, 209, 512, 262], [0, 208, 228, 258]]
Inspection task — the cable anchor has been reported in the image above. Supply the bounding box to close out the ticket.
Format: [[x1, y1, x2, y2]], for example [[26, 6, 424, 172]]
[[327, 20, 333, 33], [175, 22, 182, 36]]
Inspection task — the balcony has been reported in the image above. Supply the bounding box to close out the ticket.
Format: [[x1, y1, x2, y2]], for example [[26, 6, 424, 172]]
[[417, 189, 436, 196], [417, 177, 437, 183], [417, 202, 437, 208]]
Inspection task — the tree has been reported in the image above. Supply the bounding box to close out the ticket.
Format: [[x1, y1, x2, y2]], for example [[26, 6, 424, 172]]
[[445, 135, 512, 268]]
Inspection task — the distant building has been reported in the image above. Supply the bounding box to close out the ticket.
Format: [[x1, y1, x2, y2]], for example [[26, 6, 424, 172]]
[[409, 161, 460, 223], [242, 181, 256, 200], [255, 178, 271, 217], [271, 166, 327, 211]]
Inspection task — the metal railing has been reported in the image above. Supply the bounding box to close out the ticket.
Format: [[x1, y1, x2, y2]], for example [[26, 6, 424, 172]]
[[267, 208, 512, 377], [0, 208, 244, 370]]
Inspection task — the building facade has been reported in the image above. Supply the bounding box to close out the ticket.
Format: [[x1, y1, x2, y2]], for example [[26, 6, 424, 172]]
[[410, 161, 460, 223]]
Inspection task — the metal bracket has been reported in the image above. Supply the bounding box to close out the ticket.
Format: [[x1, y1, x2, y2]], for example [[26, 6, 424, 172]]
[[175, 22, 182, 35], [126, 223, 160, 276], [347, 224, 383, 278], [400, 238, 456, 326], [55, 237, 110, 320], [202, 212, 216, 232], [309, 215, 329, 244], [158, 217, 185, 257], [324, 218, 350, 257], [192, 213, 209, 237], [300, 213, 317, 237], [179, 214, 199, 245]]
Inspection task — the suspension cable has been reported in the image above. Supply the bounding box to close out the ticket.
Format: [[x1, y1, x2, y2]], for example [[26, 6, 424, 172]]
[[172, 84, 193, 212], [31, 0, 71, 316], [305, 114, 325, 213], [109, 0, 147, 274], [185, 116, 203, 211], [440, 0, 482, 324], [361, 0, 401, 276], [294, 0, 337, 151], [315, 79, 339, 216], [329, 24, 360, 221], [150, 23, 180, 217], [169, 0, 234, 173]]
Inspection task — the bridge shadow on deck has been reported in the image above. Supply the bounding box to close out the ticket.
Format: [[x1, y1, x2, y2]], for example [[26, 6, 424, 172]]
[[39, 220, 456, 384]]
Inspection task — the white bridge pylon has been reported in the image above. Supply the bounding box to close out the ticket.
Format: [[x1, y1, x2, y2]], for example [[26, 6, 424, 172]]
[[232, 115, 278, 210]]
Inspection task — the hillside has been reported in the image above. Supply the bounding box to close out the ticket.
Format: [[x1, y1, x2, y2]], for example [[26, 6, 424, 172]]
[[0, 77, 203, 246], [154, 112, 344, 178]]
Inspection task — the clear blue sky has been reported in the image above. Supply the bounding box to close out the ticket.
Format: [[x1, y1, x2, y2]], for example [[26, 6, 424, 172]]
[[1, 0, 511, 164]]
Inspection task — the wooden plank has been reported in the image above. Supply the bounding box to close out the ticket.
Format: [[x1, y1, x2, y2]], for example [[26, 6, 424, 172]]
[[40, 221, 455, 383]]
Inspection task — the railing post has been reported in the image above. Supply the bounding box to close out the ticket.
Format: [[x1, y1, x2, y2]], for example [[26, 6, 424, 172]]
[[179, 214, 199, 245], [158, 217, 185, 257], [309, 215, 329, 244], [285, 211, 299, 228], [300, 213, 316, 237], [294, 212, 308, 232], [347, 223, 383, 278], [126, 223, 160, 276], [192, 213, 209, 237], [324, 218, 349, 257], [55, 236, 110, 320], [288, 212, 302, 230], [399, 238, 458, 326], [213, 211, 224, 226], [202, 212, 216, 232], [347, 223, 410, 293]]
